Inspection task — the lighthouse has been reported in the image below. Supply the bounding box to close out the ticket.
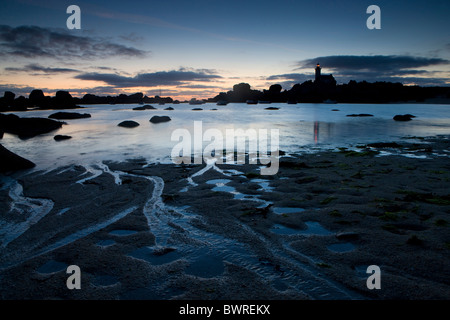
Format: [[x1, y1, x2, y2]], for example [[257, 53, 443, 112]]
[[315, 63, 321, 81]]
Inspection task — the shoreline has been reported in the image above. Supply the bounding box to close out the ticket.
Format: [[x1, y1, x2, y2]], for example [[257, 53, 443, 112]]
[[0, 136, 449, 299]]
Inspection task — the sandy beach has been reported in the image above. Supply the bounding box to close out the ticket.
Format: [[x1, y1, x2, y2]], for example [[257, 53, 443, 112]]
[[0, 135, 449, 300]]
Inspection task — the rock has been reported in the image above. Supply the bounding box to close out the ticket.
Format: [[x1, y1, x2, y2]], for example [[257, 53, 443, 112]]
[[133, 105, 156, 110], [331, 109, 340, 111], [29, 89, 45, 107], [393, 114, 415, 121], [191, 108, 203, 111], [346, 114, 374, 117], [53, 91, 76, 109], [48, 112, 91, 120], [0, 144, 35, 172], [210, 108, 218, 111], [149, 116, 171, 124], [367, 142, 402, 148], [118, 120, 140, 128], [54, 135, 72, 141], [335, 232, 359, 241], [164, 107, 174, 110], [265, 107, 279, 110], [0, 113, 63, 139]]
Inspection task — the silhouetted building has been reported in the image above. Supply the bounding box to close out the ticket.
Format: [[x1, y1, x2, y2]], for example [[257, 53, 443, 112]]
[[314, 63, 336, 86], [315, 63, 321, 82]]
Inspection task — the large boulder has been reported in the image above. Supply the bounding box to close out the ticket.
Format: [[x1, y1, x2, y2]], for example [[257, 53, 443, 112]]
[[0, 113, 63, 139], [118, 120, 140, 128], [48, 112, 91, 120], [51, 91, 76, 109], [29, 89, 46, 107], [149, 116, 171, 124], [0, 144, 35, 172]]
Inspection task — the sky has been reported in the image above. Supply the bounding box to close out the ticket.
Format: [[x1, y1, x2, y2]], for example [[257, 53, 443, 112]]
[[0, 0, 449, 100]]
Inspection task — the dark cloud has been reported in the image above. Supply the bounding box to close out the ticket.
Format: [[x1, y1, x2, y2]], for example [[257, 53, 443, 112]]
[[0, 25, 148, 60], [75, 69, 222, 87], [298, 55, 449, 71], [289, 55, 450, 86], [267, 73, 310, 82], [177, 84, 220, 89], [5, 64, 78, 74]]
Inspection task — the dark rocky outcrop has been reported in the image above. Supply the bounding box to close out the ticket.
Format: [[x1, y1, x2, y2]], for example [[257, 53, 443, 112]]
[[164, 107, 174, 110], [393, 114, 416, 121], [191, 108, 203, 111], [0, 114, 63, 139], [149, 116, 171, 124], [0, 144, 35, 172], [53, 91, 77, 109], [118, 120, 140, 128], [54, 135, 72, 141], [264, 107, 279, 110], [29, 89, 46, 108], [48, 112, 91, 120]]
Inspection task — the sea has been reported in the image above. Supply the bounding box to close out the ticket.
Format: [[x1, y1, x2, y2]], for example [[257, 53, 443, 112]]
[[2, 102, 450, 171]]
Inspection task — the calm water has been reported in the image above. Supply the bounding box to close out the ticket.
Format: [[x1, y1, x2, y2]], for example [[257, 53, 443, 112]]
[[2, 102, 450, 170]]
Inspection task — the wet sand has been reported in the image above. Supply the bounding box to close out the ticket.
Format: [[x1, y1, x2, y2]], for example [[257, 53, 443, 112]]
[[0, 136, 449, 300]]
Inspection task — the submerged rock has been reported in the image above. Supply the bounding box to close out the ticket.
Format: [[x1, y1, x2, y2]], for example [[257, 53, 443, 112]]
[[54, 135, 72, 141], [265, 107, 280, 110], [118, 120, 140, 128], [164, 107, 174, 110], [48, 112, 91, 120], [149, 116, 171, 124], [0, 144, 35, 172]]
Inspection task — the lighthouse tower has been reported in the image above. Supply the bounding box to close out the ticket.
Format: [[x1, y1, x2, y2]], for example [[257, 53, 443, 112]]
[[315, 63, 321, 82]]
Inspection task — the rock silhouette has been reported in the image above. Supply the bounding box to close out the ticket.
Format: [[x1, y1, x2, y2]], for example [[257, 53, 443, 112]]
[[54, 135, 72, 141], [0, 144, 35, 172], [133, 105, 156, 111], [346, 114, 374, 117], [118, 120, 140, 128], [48, 112, 91, 120], [149, 116, 171, 124], [0, 114, 63, 139], [393, 114, 416, 121]]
